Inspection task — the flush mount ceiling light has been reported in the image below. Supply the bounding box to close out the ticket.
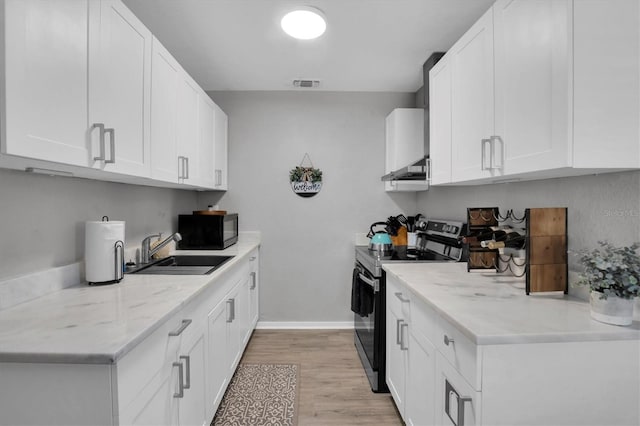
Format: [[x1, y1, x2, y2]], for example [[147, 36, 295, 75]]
[[281, 7, 326, 40]]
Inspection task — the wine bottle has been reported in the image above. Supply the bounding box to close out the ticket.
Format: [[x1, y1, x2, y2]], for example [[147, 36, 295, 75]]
[[462, 226, 517, 244], [486, 234, 526, 250]]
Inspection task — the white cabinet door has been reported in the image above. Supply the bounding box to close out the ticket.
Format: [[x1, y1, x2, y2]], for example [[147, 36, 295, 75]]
[[435, 352, 480, 426], [405, 331, 436, 426], [196, 94, 215, 189], [150, 37, 179, 183], [3, 0, 91, 166], [207, 299, 229, 419], [89, 0, 151, 177], [386, 307, 407, 417], [248, 251, 260, 329], [178, 333, 207, 426], [429, 55, 452, 185], [450, 7, 495, 182], [494, 0, 571, 176], [176, 74, 199, 184], [213, 102, 228, 190]]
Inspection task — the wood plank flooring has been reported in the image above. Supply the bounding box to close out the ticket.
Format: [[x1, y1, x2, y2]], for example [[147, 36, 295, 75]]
[[239, 329, 403, 425]]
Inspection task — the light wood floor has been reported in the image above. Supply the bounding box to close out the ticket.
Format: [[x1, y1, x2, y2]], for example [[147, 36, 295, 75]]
[[239, 329, 403, 425]]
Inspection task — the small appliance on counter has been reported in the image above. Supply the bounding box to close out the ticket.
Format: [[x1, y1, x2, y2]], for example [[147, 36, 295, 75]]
[[85, 216, 125, 285], [178, 213, 238, 250]]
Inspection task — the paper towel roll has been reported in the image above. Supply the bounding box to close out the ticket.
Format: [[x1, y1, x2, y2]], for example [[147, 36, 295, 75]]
[[85, 220, 125, 284]]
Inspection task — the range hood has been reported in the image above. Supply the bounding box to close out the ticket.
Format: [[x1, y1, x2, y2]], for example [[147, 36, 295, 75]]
[[381, 156, 428, 181], [380, 52, 444, 189]]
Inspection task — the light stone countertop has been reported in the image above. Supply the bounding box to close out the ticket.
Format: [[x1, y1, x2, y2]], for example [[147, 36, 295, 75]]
[[382, 262, 640, 345], [0, 238, 260, 365]]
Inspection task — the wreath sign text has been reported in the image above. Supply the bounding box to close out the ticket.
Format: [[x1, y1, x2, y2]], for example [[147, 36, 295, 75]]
[[289, 153, 322, 198]]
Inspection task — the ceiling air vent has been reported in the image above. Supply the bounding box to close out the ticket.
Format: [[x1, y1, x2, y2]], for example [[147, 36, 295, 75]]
[[293, 79, 320, 88]]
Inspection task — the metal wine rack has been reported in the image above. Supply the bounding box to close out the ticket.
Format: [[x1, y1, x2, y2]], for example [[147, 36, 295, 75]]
[[465, 207, 568, 295]]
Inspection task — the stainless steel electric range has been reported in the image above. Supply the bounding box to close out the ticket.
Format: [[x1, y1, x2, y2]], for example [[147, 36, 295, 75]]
[[351, 218, 467, 393]]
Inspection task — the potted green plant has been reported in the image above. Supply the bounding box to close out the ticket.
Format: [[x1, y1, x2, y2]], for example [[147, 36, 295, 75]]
[[575, 241, 640, 326]]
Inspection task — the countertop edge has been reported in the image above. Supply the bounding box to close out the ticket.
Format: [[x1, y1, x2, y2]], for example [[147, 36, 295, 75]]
[[0, 241, 261, 365]]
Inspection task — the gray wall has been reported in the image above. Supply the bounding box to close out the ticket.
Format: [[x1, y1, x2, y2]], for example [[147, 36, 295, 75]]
[[201, 91, 417, 323], [0, 168, 197, 280]]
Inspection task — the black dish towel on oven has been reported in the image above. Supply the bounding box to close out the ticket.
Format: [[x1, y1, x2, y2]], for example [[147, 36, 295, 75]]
[[351, 268, 374, 316]]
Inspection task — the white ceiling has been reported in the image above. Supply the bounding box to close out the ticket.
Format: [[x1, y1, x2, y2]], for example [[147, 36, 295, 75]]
[[123, 0, 494, 92]]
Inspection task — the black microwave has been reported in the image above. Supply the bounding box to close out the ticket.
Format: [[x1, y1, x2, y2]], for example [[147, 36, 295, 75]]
[[177, 213, 238, 250]]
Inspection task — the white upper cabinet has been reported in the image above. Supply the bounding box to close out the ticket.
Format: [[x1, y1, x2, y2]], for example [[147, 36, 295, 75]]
[[449, 7, 495, 182], [213, 102, 229, 191], [429, 55, 452, 185], [196, 93, 216, 189], [89, 0, 152, 177], [150, 37, 180, 183], [2, 0, 91, 166], [384, 108, 428, 192], [493, 0, 571, 175], [430, 0, 640, 185], [1, 0, 230, 190]]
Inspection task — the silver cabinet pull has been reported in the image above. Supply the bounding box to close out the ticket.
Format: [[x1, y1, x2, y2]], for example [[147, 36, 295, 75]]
[[490, 135, 504, 171], [104, 128, 115, 164], [177, 156, 183, 179], [481, 138, 491, 170], [394, 292, 410, 303], [226, 299, 234, 322], [396, 319, 403, 345], [230, 298, 235, 321], [215, 169, 222, 186], [184, 157, 190, 179], [445, 379, 472, 426], [250, 271, 257, 290], [400, 323, 409, 351], [444, 334, 454, 346], [173, 361, 184, 398], [168, 319, 192, 336], [180, 355, 191, 389], [250, 256, 257, 261], [92, 123, 106, 161], [426, 157, 432, 183]]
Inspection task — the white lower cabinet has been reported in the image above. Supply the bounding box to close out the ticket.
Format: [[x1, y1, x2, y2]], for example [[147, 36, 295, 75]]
[[386, 273, 640, 426], [0, 249, 260, 426]]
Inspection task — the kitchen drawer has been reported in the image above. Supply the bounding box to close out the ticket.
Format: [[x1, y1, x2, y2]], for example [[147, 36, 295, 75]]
[[387, 274, 411, 318], [435, 315, 481, 391], [116, 312, 184, 414], [407, 290, 438, 345]]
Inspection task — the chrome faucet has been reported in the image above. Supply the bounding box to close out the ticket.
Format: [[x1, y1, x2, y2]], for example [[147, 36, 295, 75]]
[[141, 232, 182, 264]]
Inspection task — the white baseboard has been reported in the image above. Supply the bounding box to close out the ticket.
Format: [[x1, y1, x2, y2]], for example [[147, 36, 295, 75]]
[[256, 321, 354, 330]]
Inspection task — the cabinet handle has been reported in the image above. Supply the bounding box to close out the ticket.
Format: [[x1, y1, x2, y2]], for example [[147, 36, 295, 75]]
[[178, 156, 184, 179], [184, 157, 190, 179], [444, 334, 454, 346], [215, 169, 221, 186], [480, 138, 491, 170], [92, 123, 106, 161], [400, 323, 409, 351], [104, 128, 115, 164], [396, 319, 403, 345], [250, 256, 257, 261], [394, 292, 410, 303], [426, 157, 432, 183], [490, 135, 504, 171], [168, 319, 192, 336], [226, 299, 234, 322], [173, 361, 184, 398], [250, 271, 257, 290], [445, 379, 472, 426], [180, 355, 191, 390]]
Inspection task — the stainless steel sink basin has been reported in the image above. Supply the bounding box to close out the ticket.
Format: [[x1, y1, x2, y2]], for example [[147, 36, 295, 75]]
[[127, 255, 234, 275]]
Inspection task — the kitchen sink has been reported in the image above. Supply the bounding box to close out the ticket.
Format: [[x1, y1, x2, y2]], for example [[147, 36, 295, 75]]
[[127, 255, 234, 275]]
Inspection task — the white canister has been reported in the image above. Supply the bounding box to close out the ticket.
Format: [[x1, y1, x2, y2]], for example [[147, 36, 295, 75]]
[[85, 219, 125, 284]]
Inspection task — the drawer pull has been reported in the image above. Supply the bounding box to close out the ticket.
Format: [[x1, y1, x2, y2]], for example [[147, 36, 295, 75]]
[[250, 271, 257, 290], [173, 362, 184, 398], [169, 319, 192, 337], [396, 319, 403, 345], [400, 323, 409, 351], [394, 292, 410, 303], [180, 355, 191, 389], [444, 335, 454, 346], [445, 379, 472, 426]]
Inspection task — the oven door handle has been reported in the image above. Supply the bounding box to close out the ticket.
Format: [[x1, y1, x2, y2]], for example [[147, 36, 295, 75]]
[[358, 272, 379, 292]]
